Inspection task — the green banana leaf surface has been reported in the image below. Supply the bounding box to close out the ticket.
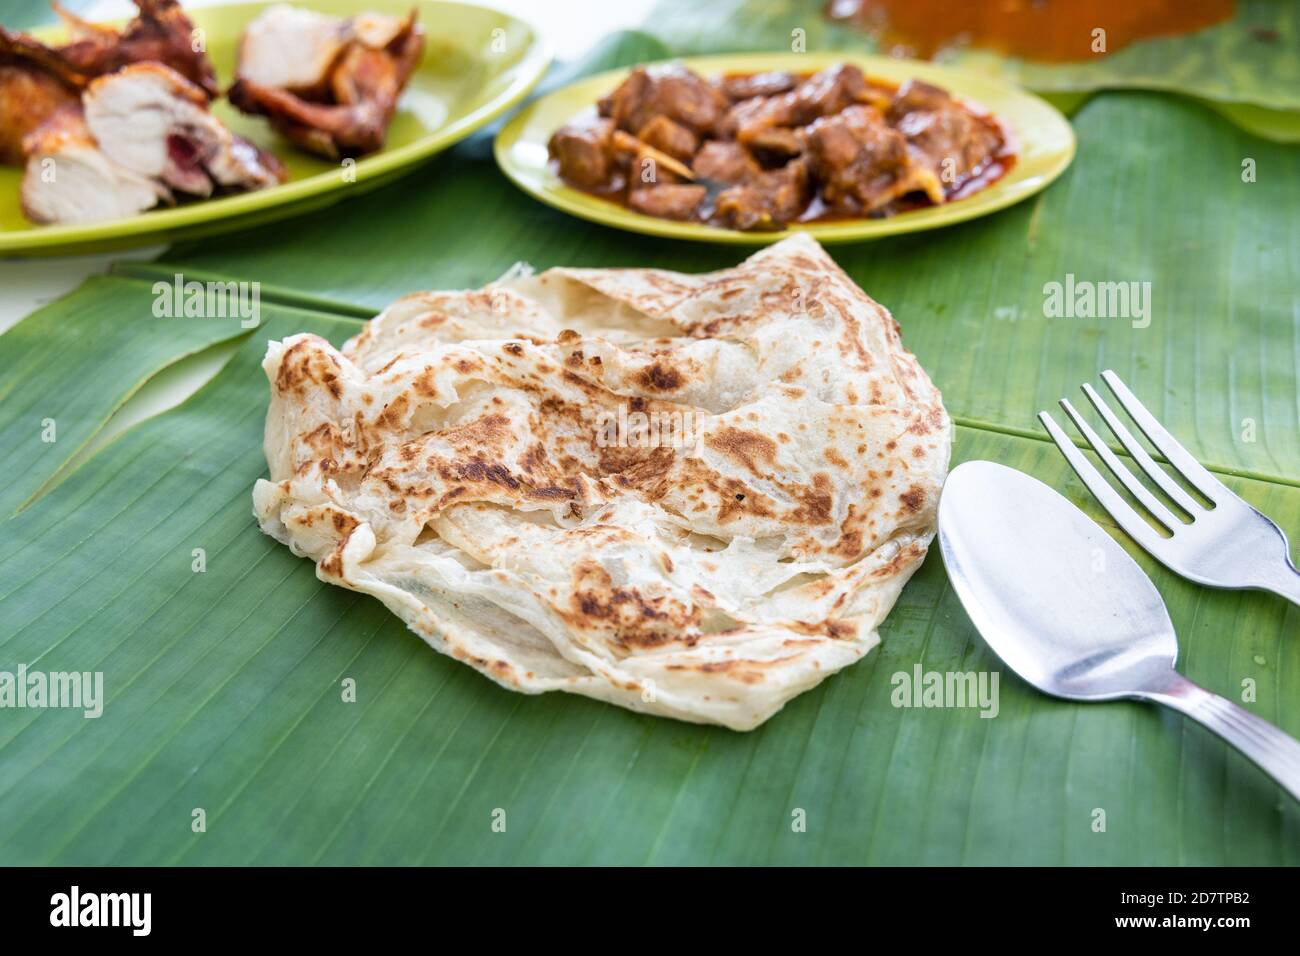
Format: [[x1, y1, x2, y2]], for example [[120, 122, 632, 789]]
[[0, 27, 1297, 865]]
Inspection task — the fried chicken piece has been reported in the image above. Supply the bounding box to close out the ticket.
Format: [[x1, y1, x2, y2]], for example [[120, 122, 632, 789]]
[[0, 26, 87, 165], [21, 104, 169, 224], [21, 63, 283, 226], [0, 61, 79, 165], [0, 0, 219, 166], [228, 5, 425, 159], [50, 0, 218, 97], [806, 104, 942, 215], [232, 4, 347, 94], [84, 63, 284, 198]]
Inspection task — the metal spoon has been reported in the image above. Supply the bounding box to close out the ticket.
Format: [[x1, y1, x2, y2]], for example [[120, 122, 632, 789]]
[[937, 460, 1300, 802]]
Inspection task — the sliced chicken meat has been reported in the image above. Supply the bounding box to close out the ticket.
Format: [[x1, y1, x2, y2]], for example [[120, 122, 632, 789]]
[[84, 63, 285, 197], [21, 63, 285, 225], [21, 105, 169, 224], [228, 5, 425, 158], [232, 4, 349, 94]]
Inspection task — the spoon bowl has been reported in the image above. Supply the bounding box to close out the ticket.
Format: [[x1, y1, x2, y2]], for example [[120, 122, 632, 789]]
[[938, 460, 1178, 701], [937, 460, 1300, 801]]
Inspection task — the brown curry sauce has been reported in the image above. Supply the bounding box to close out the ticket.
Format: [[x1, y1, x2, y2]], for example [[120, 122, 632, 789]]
[[827, 0, 1236, 62]]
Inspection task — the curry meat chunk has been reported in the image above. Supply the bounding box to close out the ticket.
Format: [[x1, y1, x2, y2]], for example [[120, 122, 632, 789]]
[[806, 105, 942, 215], [715, 158, 811, 231], [547, 114, 618, 190], [692, 140, 760, 184], [635, 114, 698, 162], [727, 63, 885, 143], [598, 63, 729, 137], [628, 183, 708, 220], [887, 79, 1002, 182], [548, 62, 1007, 231], [719, 70, 797, 102]]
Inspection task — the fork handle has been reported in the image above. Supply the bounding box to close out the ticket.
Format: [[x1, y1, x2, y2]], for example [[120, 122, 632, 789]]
[[1143, 674, 1300, 803], [1256, 558, 1300, 607]]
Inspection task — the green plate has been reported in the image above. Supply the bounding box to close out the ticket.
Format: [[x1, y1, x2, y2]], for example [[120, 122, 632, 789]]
[[0, 0, 551, 255], [494, 51, 1076, 244]]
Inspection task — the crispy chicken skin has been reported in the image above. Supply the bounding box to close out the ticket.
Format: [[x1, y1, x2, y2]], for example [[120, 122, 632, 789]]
[[49, 0, 219, 97], [0, 27, 84, 165], [547, 61, 1008, 231], [0, 61, 79, 165], [228, 5, 425, 159]]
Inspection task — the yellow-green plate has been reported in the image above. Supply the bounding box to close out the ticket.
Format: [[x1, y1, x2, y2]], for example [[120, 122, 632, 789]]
[[495, 52, 1076, 244], [0, 0, 551, 256]]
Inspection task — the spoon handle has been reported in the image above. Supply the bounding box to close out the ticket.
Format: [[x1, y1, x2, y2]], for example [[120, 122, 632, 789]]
[[1144, 674, 1300, 803]]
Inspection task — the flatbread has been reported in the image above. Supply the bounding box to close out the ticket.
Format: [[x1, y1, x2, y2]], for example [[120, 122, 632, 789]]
[[253, 235, 951, 729]]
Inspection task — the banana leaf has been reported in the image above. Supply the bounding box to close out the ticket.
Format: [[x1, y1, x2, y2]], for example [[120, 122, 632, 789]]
[[0, 24, 1297, 866], [0, 278, 251, 517], [0, 297, 1296, 864]]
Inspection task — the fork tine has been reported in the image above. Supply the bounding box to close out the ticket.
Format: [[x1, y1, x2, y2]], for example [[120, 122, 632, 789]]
[[1100, 370, 1224, 502], [1038, 411, 1166, 552], [1059, 399, 1180, 532], [1081, 383, 1201, 516]]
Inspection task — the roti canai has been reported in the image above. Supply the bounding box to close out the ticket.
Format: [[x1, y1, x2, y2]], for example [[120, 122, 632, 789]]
[[253, 235, 950, 730]]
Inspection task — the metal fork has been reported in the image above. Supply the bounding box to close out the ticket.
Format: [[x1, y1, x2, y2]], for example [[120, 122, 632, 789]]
[[1039, 370, 1300, 606]]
